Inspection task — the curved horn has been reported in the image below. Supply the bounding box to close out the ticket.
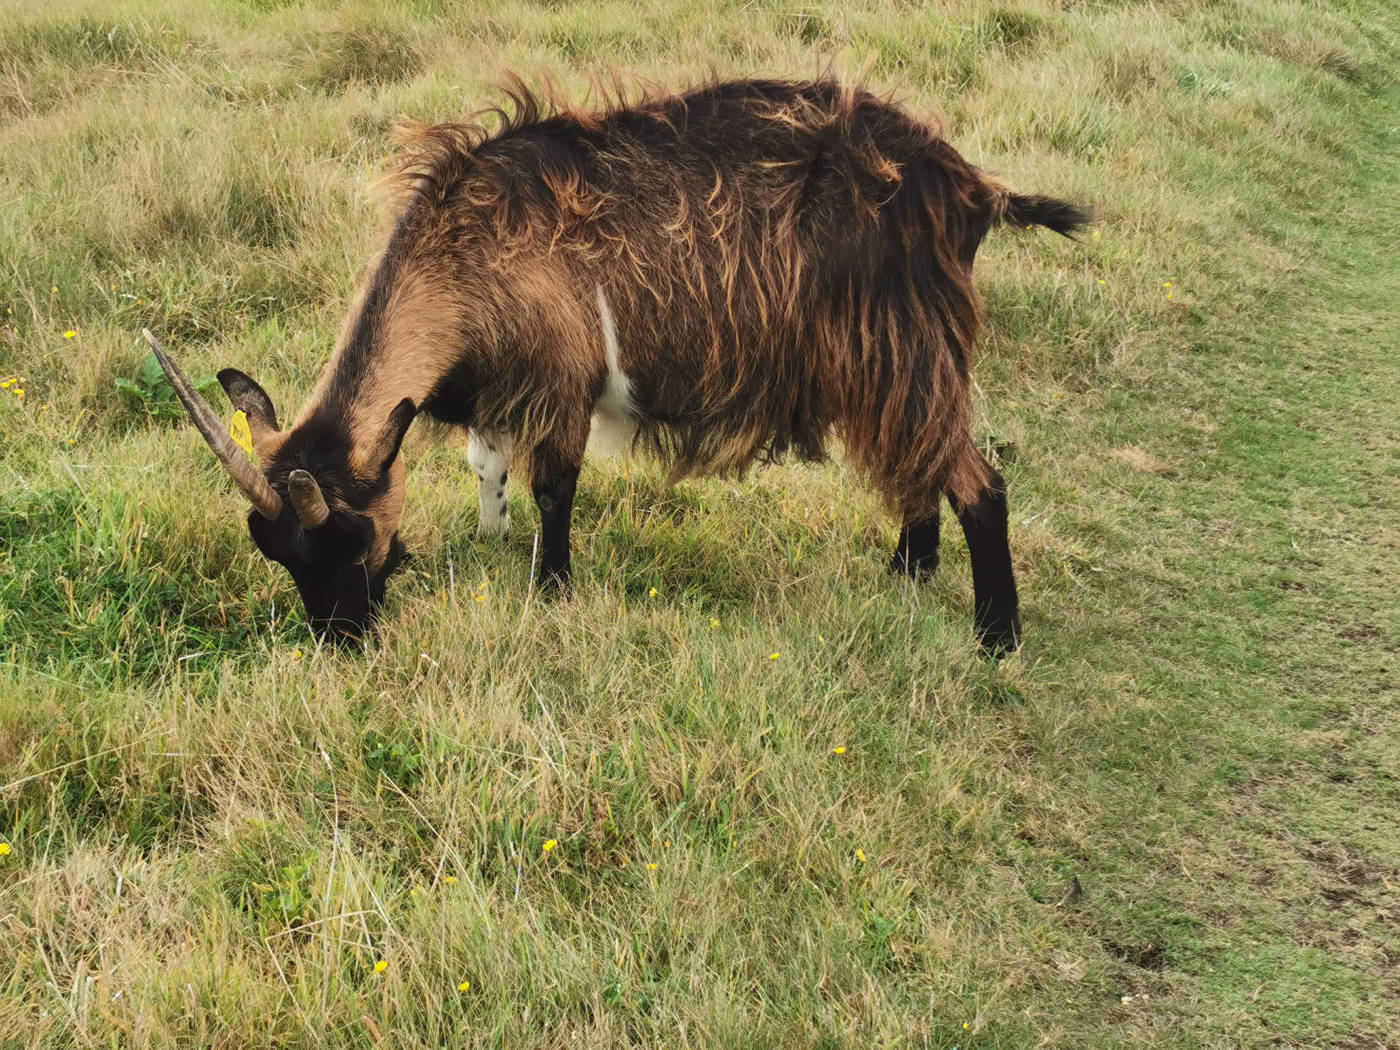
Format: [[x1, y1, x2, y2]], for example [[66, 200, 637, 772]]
[[287, 469, 330, 529], [142, 329, 283, 521]]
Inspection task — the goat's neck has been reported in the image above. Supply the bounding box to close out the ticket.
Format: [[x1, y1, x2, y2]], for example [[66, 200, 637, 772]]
[[299, 257, 468, 463]]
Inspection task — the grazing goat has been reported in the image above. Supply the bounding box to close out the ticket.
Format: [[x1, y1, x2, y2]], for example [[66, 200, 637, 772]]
[[149, 76, 1088, 651]]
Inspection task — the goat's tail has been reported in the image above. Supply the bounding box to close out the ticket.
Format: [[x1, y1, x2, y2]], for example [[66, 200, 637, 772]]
[[995, 191, 1093, 239]]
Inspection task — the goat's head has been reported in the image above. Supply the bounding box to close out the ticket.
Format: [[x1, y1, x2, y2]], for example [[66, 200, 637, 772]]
[[145, 330, 414, 643]]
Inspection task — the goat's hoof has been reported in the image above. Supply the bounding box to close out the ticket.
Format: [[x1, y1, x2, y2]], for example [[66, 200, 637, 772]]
[[476, 521, 510, 541], [888, 551, 939, 579], [977, 620, 1022, 659], [535, 568, 572, 598]]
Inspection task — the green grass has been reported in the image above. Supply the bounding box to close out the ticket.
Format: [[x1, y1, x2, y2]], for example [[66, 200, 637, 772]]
[[2, 1, 1398, 1046]]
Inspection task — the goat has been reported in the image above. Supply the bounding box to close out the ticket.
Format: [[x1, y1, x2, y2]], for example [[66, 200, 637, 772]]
[[149, 76, 1088, 651]]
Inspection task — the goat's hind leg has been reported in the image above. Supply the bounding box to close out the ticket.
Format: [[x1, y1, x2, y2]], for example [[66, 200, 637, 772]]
[[889, 447, 1021, 655], [467, 429, 512, 538], [948, 453, 1021, 655], [890, 509, 942, 578]]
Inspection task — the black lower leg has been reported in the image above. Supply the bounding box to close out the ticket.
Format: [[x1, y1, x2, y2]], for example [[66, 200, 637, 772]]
[[949, 470, 1021, 654], [530, 444, 580, 592], [890, 510, 942, 578]]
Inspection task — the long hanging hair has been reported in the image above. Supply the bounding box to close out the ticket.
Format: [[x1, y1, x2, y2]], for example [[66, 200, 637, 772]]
[[365, 75, 1083, 512]]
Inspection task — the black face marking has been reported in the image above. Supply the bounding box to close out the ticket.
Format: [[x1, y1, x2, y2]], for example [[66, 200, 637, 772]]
[[495, 490, 503, 499], [247, 495, 407, 644], [499, 472, 507, 485]]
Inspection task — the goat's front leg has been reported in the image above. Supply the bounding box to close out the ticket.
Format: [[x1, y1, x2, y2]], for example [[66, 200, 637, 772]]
[[467, 429, 512, 537], [528, 436, 584, 593]]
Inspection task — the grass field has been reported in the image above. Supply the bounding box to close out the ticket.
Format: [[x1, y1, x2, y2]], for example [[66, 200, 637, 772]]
[[2, 1, 1398, 1046]]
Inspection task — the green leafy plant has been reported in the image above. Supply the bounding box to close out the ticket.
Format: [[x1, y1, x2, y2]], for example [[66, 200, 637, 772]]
[[114, 351, 220, 420], [362, 730, 425, 790], [247, 860, 316, 937]]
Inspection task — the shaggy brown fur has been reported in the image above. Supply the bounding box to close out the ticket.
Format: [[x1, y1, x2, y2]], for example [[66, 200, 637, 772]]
[[358, 75, 1061, 512], [213, 75, 1087, 645]]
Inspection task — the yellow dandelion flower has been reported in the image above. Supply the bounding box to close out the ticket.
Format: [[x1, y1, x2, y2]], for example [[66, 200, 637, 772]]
[[1097, 279, 1106, 285], [293, 648, 303, 659], [373, 959, 388, 973], [648, 587, 658, 598], [0, 380, 9, 388], [833, 746, 847, 755], [444, 875, 458, 885], [542, 839, 558, 853], [647, 862, 658, 870], [709, 617, 721, 628], [0, 842, 11, 857], [458, 980, 471, 992], [1091, 230, 1101, 241], [51, 285, 58, 293], [14, 388, 24, 399], [768, 652, 781, 660], [855, 848, 867, 862], [474, 594, 486, 603], [63, 330, 76, 339]]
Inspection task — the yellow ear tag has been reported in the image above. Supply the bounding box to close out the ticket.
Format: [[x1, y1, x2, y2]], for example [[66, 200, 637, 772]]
[[229, 410, 255, 457]]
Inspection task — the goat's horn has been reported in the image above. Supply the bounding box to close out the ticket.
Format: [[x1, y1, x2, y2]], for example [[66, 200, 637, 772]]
[[287, 469, 330, 529], [142, 329, 283, 521]]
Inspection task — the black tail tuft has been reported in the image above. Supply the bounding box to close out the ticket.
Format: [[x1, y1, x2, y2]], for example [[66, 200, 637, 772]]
[[1002, 194, 1093, 239]]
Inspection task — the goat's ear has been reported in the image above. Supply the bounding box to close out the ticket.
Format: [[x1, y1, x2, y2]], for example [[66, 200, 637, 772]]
[[217, 368, 280, 446], [364, 397, 417, 474]]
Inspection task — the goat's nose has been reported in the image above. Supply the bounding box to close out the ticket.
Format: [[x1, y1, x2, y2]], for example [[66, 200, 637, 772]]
[[312, 616, 367, 645]]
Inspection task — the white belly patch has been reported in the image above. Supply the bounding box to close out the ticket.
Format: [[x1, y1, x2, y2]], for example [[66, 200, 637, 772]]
[[587, 284, 637, 456]]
